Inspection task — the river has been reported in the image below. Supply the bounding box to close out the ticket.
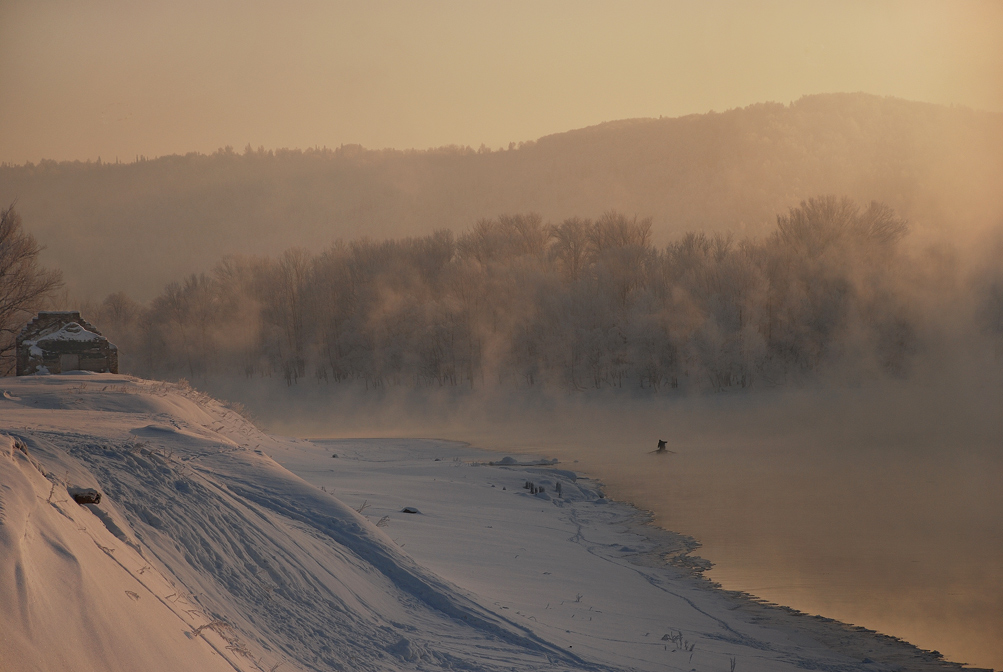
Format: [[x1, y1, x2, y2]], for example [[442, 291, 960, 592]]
[[446, 382, 1003, 670]]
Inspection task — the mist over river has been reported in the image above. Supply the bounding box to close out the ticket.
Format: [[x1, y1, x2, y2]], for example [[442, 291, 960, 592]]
[[525, 409, 1003, 672], [210, 368, 1003, 670]]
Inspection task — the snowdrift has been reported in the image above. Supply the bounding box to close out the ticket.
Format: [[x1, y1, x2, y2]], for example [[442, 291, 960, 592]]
[[0, 374, 590, 672]]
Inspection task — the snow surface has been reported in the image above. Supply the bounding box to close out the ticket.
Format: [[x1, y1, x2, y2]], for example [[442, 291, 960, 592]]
[[31, 322, 104, 344], [0, 374, 981, 672]]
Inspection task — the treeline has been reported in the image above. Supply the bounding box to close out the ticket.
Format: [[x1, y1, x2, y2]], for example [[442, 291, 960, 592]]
[[78, 196, 1002, 392]]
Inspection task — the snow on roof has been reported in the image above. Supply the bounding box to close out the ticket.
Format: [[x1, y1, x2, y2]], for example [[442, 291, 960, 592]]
[[34, 322, 104, 344]]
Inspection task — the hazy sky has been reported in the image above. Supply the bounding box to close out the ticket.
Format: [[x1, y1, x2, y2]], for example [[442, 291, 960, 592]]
[[1, 0, 1000, 164]]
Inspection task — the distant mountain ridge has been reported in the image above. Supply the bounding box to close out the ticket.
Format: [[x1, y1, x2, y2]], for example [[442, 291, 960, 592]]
[[2, 92, 1001, 300]]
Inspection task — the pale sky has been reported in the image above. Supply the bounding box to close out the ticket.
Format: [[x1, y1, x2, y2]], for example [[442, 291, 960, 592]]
[[1, 0, 1000, 164]]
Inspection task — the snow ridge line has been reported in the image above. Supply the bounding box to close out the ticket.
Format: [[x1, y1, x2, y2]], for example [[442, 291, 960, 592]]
[[222, 479, 608, 670]]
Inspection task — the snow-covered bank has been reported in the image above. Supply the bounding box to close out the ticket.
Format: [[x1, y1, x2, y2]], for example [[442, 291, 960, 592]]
[[0, 374, 986, 672]]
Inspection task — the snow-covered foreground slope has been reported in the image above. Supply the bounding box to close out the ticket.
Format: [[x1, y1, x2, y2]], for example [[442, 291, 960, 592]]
[[0, 374, 983, 672]]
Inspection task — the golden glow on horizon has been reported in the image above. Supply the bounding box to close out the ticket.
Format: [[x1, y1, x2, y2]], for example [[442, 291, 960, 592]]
[[0, 0, 1000, 163]]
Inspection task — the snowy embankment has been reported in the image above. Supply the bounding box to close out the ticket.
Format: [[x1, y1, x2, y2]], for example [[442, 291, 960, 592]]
[[0, 374, 982, 672]]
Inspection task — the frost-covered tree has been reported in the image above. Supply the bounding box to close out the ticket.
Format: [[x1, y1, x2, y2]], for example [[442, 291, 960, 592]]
[[89, 199, 968, 390], [0, 205, 62, 374]]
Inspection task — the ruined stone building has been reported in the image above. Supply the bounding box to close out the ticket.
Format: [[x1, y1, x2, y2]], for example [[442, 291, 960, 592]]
[[16, 311, 119, 376]]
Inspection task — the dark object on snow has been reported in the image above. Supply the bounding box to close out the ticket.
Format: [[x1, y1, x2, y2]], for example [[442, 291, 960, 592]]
[[331, 453, 338, 458], [401, 506, 421, 514], [68, 487, 102, 505], [490, 457, 558, 466], [16, 311, 118, 376]]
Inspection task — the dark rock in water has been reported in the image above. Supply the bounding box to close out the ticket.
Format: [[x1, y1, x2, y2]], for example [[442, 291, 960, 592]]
[[68, 487, 101, 504], [401, 506, 421, 514]]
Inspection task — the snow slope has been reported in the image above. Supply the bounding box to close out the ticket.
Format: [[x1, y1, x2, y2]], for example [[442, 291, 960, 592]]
[[0, 374, 984, 672]]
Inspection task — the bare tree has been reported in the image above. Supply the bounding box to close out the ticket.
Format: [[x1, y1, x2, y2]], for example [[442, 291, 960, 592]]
[[549, 217, 591, 282], [0, 205, 63, 374], [154, 281, 195, 378]]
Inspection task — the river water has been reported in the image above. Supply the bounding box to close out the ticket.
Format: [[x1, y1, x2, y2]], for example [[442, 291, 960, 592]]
[[537, 431, 1003, 671], [227, 374, 1003, 670], [440, 382, 1003, 671]]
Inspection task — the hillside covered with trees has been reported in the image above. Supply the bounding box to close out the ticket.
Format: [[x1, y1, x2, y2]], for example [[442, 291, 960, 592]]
[[3, 93, 1002, 300]]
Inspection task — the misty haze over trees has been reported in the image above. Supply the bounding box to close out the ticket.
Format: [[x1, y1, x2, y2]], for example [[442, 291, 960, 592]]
[[2, 94, 1001, 390], [3, 93, 1002, 301], [78, 197, 1003, 392]]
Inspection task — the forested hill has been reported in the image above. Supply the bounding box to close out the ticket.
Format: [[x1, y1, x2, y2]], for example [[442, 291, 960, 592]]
[[2, 92, 1001, 300]]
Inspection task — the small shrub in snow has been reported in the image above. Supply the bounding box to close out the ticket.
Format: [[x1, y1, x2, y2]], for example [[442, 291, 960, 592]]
[[222, 399, 251, 420]]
